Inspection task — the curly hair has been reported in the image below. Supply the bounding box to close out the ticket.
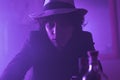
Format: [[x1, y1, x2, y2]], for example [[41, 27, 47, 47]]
[[37, 11, 85, 32]]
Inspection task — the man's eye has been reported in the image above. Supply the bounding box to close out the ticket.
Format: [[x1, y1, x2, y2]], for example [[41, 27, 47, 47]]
[[46, 21, 55, 29]]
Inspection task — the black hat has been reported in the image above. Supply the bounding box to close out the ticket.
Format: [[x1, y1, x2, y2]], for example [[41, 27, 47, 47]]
[[29, 0, 88, 19]]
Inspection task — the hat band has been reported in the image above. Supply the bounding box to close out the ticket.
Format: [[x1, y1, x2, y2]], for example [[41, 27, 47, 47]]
[[44, 1, 75, 10]]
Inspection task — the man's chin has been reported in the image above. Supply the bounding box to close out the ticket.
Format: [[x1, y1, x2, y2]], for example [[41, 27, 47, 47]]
[[51, 41, 66, 50], [54, 43, 64, 50]]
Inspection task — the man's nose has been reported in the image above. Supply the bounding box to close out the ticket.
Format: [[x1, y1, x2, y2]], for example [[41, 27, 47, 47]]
[[52, 26, 56, 35], [52, 22, 57, 39], [52, 22, 61, 39], [52, 22, 56, 33]]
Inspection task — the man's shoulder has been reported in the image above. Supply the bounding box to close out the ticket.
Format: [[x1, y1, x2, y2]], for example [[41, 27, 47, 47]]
[[82, 31, 92, 34], [80, 31, 92, 36], [29, 30, 48, 44]]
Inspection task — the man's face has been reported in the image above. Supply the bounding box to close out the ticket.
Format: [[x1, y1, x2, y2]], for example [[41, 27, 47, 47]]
[[44, 15, 74, 49]]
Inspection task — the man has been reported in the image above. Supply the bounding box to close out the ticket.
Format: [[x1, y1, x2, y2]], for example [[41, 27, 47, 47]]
[[0, 0, 98, 80]]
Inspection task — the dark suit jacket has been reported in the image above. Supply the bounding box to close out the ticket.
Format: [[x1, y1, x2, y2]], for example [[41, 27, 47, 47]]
[[0, 30, 95, 80]]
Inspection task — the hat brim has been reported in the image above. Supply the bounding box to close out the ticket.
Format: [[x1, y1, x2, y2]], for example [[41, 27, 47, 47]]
[[29, 8, 87, 19]]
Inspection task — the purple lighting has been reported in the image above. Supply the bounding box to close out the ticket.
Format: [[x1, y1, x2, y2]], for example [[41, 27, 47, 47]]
[[0, 0, 119, 78]]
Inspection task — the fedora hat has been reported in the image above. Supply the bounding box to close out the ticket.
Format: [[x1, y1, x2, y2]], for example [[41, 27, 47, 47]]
[[29, 0, 88, 19]]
